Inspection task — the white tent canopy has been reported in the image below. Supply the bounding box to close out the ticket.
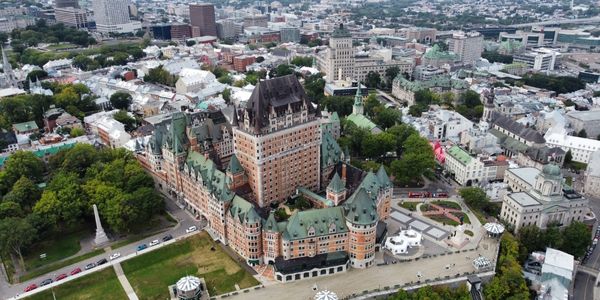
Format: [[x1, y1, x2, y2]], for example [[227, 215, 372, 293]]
[[315, 290, 338, 300], [484, 222, 505, 235]]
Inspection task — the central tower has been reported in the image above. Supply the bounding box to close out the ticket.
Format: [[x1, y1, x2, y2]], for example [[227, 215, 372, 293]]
[[233, 75, 322, 207]]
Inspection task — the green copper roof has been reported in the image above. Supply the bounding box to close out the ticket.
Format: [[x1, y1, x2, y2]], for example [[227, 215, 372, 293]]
[[298, 187, 333, 207], [283, 207, 348, 240], [423, 44, 458, 60], [354, 85, 363, 107], [330, 111, 340, 122], [376, 165, 392, 188], [393, 75, 468, 92], [321, 131, 342, 169], [229, 195, 261, 224], [185, 151, 235, 202], [331, 24, 351, 38], [327, 172, 346, 194], [227, 154, 244, 174], [447, 145, 472, 165], [346, 113, 378, 131], [263, 211, 280, 232], [343, 187, 378, 225], [13, 121, 38, 133]]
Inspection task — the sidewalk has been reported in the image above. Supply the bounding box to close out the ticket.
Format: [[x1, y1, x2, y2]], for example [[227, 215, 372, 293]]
[[113, 263, 139, 300]]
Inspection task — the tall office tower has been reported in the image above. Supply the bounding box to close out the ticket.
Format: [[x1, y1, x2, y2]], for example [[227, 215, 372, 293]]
[[55, 0, 80, 8], [233, 75, 322, 207], [189, 3, 217, 37], [326, 24, 355, 82], [55, 7, 89, 29], [448, 31, 484, 65], [92, 0, 138, 33]]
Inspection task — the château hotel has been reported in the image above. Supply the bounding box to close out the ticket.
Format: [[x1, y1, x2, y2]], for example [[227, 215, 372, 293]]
[[136, 75, 393, 282]]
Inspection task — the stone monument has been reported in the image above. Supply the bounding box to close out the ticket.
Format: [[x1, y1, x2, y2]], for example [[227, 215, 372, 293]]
[[93, 204, 109, 246]]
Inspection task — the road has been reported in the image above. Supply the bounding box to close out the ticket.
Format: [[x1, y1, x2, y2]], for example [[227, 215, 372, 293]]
[[573, 196, 600, 299], [0, 196, 202, 299]]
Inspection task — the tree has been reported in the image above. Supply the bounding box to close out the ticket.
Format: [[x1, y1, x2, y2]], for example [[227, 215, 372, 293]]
[[113, 110, 137, 131], [374, 108, 401, 130], [269, 64, 295, 78], [304, 74, 326, 103], [560, 222, 591, 258], [365, 71, 381, 88], [3, 176, 41, 211], [484, 233, 530, 300], [26, 70, 48, 82], [459, 187, 488, 210], [256, 56, 265, 63], [70, 127, 85, 137], [564, 150, 573, 164], [110, 92, 132, 110], [222, 88, 232, 103], [364, 94, 382, 117], [58, 143, 99, 176], [385, 66, 400, 84], [290, 56, 313, 67], [459, 90, 481, 107], [391, 133, 434, 185], [0, 151, 45, 195], [0, 217, 37, 269], [517, 225, 545, 262], [0, 201, 23, 219], [321, 96, 354, 117], [186, 40, 196, 47], [578, 129, 588, 138], [34, 173, 87, 227]]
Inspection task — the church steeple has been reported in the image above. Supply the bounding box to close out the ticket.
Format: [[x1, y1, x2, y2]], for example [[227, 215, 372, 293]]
[[1, 46, 17, 88], [352, 84, 364, 115]]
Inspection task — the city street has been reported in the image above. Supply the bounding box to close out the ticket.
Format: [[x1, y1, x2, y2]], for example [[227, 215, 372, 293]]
[[0, 196, 203, 299], [573, 196, 600, 299]]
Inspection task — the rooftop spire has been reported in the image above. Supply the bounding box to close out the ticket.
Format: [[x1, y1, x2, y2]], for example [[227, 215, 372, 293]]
[[1, 45, 16, 88], [352, 83, 364, 115]]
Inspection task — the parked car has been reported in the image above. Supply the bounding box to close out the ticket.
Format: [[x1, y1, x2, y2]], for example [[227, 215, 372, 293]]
[[96, 258, 108, 265], [162, 234, 173, 242], [55, 274, 67, 281], [149, 239, 160, 247], [137, 244, 147, 251], [109, 252, 121, 260], [40, 279, 53, 286], [84, 263, 96, 270], [186, 226, 198, 233], [24, 284, 37, 292], [70, 268, 82, 275]]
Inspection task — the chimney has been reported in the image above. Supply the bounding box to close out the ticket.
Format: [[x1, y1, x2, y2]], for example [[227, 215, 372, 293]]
[[342, 164, 347, 182]]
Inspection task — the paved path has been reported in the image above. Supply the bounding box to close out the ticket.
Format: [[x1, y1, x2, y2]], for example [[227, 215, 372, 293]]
[[224, 238, 498, 300], [113, 263, 138, 300]]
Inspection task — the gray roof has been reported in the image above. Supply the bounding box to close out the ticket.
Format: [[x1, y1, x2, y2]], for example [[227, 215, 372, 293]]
[[508, 192, 541, 207], [491, 113, 545, 144]]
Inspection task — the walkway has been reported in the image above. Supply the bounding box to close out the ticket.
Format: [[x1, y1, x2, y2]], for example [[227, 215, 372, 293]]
[[113, 262, 138, 300]]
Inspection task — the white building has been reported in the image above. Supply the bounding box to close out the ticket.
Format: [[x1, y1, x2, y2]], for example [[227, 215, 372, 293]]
[[584, 150, 600, 198], [513, 48, 561, 71], [420, 109, 473, 142], [43, 58, 73, 71], [384, 229, 422, 255], [539, 248, 575, 300], [545, 131, 600, 163], [500, 164, 588, 231], [504, 167, 539, 193], [175, 68, 217, 94], [445, 145, 508, 186], [566, 110, 600, 140], [92, 0, 141, 33]]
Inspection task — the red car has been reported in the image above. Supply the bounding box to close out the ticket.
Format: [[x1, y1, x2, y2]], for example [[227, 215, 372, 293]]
[[70, 267, 82, 275], [24, 284, 37, 292], [55, 273, 67, 281]]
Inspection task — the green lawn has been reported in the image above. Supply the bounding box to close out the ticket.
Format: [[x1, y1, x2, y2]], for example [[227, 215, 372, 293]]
[[122, 232, 259, 299], [20, 249, 105, 282], [23, 230, 90, 271], [25, 268, 126, 300], [464, 230, 474, 237], [430, 200, 461, 210], [399, 201, 419, 211], [47, 43, 78, 50]]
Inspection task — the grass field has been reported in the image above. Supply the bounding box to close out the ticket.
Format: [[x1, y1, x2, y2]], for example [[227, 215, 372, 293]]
[[25, 268, 126, 300], [122, 232, 259, 299], [23, 230, 90, 271], [46, 43, 78, 50], [399, 201, 419, 211], [20, 249, 105, 282]]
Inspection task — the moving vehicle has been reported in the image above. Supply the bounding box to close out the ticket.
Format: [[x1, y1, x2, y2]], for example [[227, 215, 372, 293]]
[[109, 252, 121, 260], [70, 268, 82, 275], [24, 284, 37, 292], [136, 244, 147, 251], [186, 226, 198, 233], [40, 279, 53, 286], [55, 274, 67, 281]]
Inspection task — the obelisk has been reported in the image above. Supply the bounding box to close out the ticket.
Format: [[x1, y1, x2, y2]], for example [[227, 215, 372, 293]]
[[93, 204, 109, 246]]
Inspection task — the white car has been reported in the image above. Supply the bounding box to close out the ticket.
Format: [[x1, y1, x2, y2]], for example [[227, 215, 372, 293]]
[[149, 239, 160, 247], [186, 226, 198, 233], [109, 253, 121, 260]]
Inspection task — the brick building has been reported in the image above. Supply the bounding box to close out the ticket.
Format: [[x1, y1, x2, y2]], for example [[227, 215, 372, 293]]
[[232, 55, 255, 72], [136, 76, 392, 282]]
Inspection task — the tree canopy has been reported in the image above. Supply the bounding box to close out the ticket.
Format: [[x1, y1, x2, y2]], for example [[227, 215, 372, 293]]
[[110, 92, 133, 110]]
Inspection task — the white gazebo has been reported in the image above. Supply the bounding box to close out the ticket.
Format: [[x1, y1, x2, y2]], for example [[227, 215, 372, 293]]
[[484, 222, 505, 237], [315, 290, 339, 300], [175, 276, 206, 300]]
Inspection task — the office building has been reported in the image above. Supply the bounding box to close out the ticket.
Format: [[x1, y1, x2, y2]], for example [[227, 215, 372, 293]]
[[326, 24, 355, 81], [189, 3, 217, 37], [55, 7, 90, 29], [279, 26, 300, 43], [55, 0, 80, 8], [513, 48, 560, 71], [449, 31, 484, 65], [216, 19, 237, 40], [243, 15, 268, 28], [92, 0, 141, 33]]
